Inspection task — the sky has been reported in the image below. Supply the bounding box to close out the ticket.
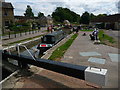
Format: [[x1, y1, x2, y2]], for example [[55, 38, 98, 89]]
[[5, 0, 120, 16]]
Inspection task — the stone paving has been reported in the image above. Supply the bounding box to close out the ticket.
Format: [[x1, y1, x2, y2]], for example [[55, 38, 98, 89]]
[[61, 31, 119, 88]]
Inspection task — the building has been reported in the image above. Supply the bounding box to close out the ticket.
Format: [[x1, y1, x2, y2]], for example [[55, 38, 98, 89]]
[[90, 14, 120, 30], [15, 15, 53, 27], [1, 1, 14, 33], [37, 16, 47, 27], [14, 16, 38, 24], [0, 0, 5, 34], [46, 15, 53, 26]]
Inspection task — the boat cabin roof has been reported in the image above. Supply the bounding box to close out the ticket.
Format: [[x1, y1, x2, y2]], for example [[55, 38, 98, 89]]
[[44, 30, 63, 37]]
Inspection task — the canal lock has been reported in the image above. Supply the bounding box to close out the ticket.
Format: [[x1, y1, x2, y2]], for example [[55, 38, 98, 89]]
[[1, 29, 72, 84], [1, 37, 42, 84]]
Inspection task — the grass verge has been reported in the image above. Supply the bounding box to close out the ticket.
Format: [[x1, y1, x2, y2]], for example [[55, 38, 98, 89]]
[[98, 30, 116, 44], [80, 29, 94, 32], [3, 34, 43, 46], [48, 33, 78, 61]]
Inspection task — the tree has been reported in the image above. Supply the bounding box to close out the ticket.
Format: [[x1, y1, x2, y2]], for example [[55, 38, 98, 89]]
[[90, 13, 96, 20], [38, 12, 44, 18], [97, 14, 107, 17], [24, 5, 34, 17], [52, 7, 80, 23], [80, 11, 90, 24]]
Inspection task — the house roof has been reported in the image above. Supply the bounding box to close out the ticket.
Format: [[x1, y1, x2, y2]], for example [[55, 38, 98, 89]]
[[2, 2, 14, 9], [91, 14, 120, 23], [39, 16, 47, 20]]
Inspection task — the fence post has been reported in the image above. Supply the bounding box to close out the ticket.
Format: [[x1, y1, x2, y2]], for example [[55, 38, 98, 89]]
[[38, 26, 40, 32], [29, 30, 30, 34], [20, 31, 22, 36], [9, 32, 10, 39], [25, 30, 27, 35], [14, 31, 16, 38]]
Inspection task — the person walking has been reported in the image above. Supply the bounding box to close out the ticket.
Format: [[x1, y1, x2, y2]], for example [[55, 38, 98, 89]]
[[76, 26, 79, 34], [92, 28, 99, 41]]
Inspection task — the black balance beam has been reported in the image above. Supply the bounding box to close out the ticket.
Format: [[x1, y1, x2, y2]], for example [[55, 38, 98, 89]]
[[2, 52, 87, 80]]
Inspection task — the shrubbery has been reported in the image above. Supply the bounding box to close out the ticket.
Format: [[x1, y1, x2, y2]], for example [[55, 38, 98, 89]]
[[9, 22, 30, 32]]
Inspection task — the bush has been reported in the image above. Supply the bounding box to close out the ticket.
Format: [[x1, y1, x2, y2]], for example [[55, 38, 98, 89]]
[[9, 25, 20, 31], [9, 22, 30, 31]]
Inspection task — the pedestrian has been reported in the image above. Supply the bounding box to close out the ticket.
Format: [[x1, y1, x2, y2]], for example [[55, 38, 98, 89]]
[[92, 28, 99, 41], [73, 26, 77, 33], [47, 26, 49, 32], [49, 25, 53, 33], [76, 26, 79, 34], [47, 25, 52, 32]]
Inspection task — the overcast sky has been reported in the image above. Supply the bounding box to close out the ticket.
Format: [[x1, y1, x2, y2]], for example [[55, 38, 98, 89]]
[[6, 0, 120, 16]]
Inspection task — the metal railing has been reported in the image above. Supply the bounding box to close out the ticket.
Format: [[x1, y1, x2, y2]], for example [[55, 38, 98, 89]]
[[16, 44, 36, 61]]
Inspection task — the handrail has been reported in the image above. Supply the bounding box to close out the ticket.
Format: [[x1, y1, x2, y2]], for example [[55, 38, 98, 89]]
[[16, 44, 36, 61]]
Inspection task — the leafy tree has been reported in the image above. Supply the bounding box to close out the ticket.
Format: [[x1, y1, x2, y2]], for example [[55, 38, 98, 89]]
[[97, 14, 107, 17], [52, 7, 80, 23], [90, 13, 96, 20], [24, 5, 34, 17], [38, 12, 44, 18], [80, 11, 90, 24]]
